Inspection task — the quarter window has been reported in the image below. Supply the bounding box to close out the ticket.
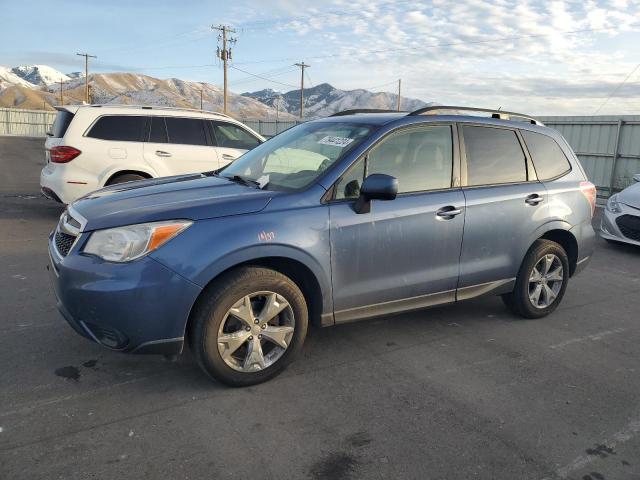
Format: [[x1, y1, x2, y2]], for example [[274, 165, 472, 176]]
[[211, 122, 261, 150], [165, 117, 208, 146], [462, 126, 527, 186], [87, 115, 147, 142], [521, 130, 571, 180]]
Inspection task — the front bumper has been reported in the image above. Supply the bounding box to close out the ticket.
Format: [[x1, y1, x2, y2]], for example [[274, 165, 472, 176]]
[[48, 234, 202, 354], [600, 204, 640, 247]]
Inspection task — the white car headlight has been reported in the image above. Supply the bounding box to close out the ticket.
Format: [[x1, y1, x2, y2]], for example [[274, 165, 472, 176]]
[[83, 220, 192, 262], [606, 194, 622, 214]]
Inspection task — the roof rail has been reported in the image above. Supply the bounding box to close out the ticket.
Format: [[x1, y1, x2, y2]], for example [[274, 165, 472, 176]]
[[83, 104, 233, 118], [408, 106, 543, 125], [330, 108, 405, 117]]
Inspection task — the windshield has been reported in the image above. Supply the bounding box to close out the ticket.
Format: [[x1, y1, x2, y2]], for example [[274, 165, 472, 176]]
[[219, 122, 375, 191]]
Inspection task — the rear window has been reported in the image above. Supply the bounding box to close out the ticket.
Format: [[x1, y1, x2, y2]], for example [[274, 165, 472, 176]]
[[521, 130, 571, 180], [87, 115, 147, 142], [49, 110, 74, 138], [165, 117, 208, 146], [462, 126, 527, 186]]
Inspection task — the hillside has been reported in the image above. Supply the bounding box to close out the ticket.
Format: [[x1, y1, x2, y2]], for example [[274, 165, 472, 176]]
[[243, 83, 433, 118]]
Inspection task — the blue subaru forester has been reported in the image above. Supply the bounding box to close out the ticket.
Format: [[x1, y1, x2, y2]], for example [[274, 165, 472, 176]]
[[49, 106, 596, 386]]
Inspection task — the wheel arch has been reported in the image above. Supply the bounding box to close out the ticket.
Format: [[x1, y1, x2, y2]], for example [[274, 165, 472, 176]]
[[103, 168, 154, 186], [185, 255, 330, 344], [539, 229, 579, 276]]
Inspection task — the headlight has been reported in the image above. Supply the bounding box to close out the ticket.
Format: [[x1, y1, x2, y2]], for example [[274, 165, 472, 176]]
[[606, 194, 622, 214], [83, 220, 192, 262]]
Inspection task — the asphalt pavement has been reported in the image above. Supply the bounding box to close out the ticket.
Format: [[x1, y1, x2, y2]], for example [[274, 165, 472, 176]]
[[1, 136, 639, 480]]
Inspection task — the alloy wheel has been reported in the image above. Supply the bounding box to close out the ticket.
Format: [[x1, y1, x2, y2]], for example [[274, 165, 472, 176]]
[[217, 291, 295, 372], [528, 254, 564, 309]]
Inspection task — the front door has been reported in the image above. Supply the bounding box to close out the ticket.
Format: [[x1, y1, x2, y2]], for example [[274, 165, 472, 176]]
[[143, 116, 220, 176], [328, 124, 465, 322], [209, 121, 262, 167]]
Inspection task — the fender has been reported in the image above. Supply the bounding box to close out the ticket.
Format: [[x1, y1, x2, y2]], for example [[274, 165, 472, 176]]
[[192, 242, 334, 316], [527, 219, 573, 247]]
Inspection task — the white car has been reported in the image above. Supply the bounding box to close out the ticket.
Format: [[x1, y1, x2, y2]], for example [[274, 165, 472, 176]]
[[601, 173, 640, 246], [40, 105, 264, 204]]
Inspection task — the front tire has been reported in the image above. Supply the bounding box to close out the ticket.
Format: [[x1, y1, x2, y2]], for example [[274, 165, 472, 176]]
[[502, 239, 569, 319], [189, 267, 308, 386]]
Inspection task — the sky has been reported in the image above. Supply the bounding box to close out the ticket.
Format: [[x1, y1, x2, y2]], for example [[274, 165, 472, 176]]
[[1, 0, 640, 115]]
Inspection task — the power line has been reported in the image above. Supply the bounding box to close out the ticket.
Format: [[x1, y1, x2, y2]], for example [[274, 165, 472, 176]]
[[229, 65, 298, 89], [593, 63, 640, 114]]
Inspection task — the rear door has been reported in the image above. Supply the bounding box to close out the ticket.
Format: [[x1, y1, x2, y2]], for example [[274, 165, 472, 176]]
[[209, 121, 262, 167], [329, 124, 465, 320], [457, 124, 546, 297], [143, 116, 220, 176]]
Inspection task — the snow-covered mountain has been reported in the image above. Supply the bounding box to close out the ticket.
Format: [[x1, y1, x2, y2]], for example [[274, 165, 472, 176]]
[[0, 66, 295, 118], [243, 83, 434, 118], [0, 66, 35, 90], [11, 65, 70, 86]]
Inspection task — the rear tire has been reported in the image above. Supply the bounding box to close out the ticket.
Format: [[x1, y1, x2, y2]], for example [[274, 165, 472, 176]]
[[189, 267, 308, 387], [502, 239, 569, 319], [106, 173, 147, 185]]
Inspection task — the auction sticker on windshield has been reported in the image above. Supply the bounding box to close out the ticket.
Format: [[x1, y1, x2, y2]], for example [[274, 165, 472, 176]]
[[318, 136, 354, 147]]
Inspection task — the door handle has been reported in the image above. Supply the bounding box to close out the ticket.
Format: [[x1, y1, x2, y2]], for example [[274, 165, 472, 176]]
[[525, 194, 544, 206], [222, 154, 236, 160], [155, 150, 172, 157], [436, 206, 462, 219]]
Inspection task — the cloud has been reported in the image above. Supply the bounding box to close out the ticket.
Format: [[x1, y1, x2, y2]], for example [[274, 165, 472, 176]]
[[238, 0, 640, 114]]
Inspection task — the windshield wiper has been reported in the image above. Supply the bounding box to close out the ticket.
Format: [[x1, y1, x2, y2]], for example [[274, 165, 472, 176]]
[[223, 175, 262, 188]]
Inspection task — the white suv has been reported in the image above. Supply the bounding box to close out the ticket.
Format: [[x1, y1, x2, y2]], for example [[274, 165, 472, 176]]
[[40, 105, 264, 204]]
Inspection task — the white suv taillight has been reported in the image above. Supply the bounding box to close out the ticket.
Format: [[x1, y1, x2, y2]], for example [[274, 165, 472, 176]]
[[50, 146, 81, 163], [580, 181, 597, 217]]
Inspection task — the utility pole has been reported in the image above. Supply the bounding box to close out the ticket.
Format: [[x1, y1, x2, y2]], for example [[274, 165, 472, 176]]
[[200, 89, 204, 111], [294, 62, 310, 119], [212, 24, 237, 115], [76, 52, 96, 104], [59, 79, 64, 105], [397, 79, 402, 111]]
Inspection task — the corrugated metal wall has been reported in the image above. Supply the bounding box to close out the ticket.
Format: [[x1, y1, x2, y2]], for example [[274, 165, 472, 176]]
[[1, 108, 637, 196], [539, 116, 640, 196], [0, 108, 57, 136]]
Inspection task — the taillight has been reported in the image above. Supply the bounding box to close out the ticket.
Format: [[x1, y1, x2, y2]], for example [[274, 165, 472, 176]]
[[49, 146, 81, 163], [580, 181, 597, 217]]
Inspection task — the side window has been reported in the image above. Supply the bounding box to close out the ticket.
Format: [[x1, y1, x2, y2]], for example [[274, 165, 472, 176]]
[[335, 158, 366, 199], [521, 130, 571, 180], [148, 117, 168, 143], [367, 125, 453, 193], [211, 122, 261, 150], [462, 126, 526, 186], [87, 115, 147, 141], [165, 117, 208, 146]]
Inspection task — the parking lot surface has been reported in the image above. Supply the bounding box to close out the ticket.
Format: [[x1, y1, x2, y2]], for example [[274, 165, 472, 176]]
[[1, 136, 639, 480]]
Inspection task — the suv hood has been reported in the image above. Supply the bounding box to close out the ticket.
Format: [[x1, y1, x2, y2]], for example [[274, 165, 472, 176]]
[[618, 181, 640, 209], [72, 173, 275, 231]]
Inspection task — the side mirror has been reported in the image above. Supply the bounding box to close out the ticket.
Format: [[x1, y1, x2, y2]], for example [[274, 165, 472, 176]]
[[633, 174, 640, 183], [353, 173, 398, 214]]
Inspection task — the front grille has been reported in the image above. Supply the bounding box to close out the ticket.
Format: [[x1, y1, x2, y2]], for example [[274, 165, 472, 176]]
[[616, 214, 640, 242], [55, 230, 76, 256]]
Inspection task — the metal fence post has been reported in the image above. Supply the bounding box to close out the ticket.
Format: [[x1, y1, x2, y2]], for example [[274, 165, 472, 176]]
[[608, 119, 624, 196]]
